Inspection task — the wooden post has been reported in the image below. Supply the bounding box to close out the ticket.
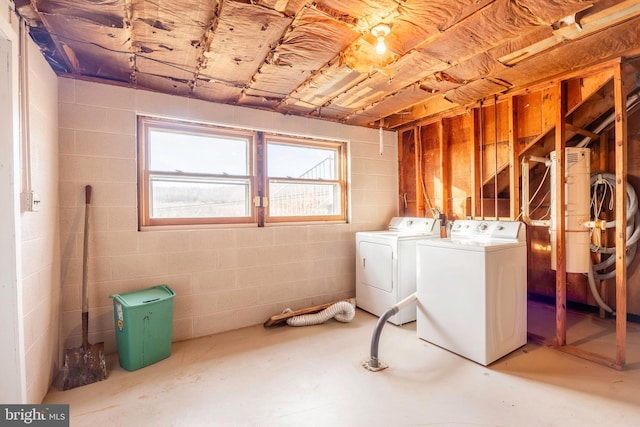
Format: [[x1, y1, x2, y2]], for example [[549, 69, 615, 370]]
[[256, 132, 265, 227], [508, 95, 520, 220], [413, 127, 424, 217], [472, 108, 482, 218], [439, 119, 451, 218], [555, 81, 567, 347], [613, 61, 628, 368], [598, 133, 609, 319], [494, 96, 499, 219], [479, 101, 485, 218]]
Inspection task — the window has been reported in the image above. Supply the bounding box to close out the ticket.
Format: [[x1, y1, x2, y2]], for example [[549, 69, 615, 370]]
[[265, 135, 345, 222], [138, 116, 347, 228]]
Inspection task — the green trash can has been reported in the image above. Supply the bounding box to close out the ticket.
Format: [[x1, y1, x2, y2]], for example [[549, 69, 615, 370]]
[[111, 285, 176, 371]]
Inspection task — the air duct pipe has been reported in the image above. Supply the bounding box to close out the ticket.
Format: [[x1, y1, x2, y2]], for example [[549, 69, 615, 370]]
[[286, 301, 355, 326], [363, 293, 417, 372]]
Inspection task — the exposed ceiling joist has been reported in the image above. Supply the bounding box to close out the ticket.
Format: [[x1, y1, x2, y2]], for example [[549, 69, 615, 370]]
[[13, 0, 640, 129]]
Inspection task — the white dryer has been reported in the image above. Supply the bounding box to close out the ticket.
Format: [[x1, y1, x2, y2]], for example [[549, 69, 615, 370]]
[[356, 217, 441, 325], [416, 220, 527, 365]]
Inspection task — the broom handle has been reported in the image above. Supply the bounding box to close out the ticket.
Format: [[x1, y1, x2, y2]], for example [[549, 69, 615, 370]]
[[82, 185, 92, 349]]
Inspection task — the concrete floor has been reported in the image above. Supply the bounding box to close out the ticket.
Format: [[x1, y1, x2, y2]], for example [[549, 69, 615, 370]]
[[44, 301, 640, 426]]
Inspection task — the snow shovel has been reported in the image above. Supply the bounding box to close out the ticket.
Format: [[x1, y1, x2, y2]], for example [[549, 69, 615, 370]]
[[61, 185, 106, 390]]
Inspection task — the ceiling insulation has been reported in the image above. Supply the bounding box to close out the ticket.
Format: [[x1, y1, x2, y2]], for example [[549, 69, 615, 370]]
[[13, 0, 640, 129]]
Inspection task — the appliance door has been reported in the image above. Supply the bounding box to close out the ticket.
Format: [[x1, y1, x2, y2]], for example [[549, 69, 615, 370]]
[[357, 240, 394, 293]]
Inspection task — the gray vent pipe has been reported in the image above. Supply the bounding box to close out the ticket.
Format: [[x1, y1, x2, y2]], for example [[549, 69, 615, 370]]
[[363, 293, 417, 372]]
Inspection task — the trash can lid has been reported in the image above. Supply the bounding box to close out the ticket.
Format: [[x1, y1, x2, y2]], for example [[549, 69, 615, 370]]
[[111, 285, 175, 307]]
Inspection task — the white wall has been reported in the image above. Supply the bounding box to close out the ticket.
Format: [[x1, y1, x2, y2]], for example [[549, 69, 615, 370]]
[[58, 78, 399, 355], [20, 30, 60, 402], [0, 1, 60, 404], [0, 0, 26, 404]]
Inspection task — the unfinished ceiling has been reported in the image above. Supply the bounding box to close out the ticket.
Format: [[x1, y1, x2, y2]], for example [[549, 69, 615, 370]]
[[13, 0, 640, 129]]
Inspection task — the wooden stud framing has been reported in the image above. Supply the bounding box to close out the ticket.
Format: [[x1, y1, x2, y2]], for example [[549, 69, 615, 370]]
[[613, 60, 628, 369], [256, 132, 265, 227], [554, 81, 567, 347], [471, 108, 482, 218], [439, 119, 451, 218], [414, 127, 424, 217], [508, 95, 519, 220], [394, 58, 631, 371], [552, 59, 627, 370], [598, 132, 609, 319]]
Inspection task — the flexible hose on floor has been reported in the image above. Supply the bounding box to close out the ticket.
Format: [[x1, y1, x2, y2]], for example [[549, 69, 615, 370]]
[[285, 301, 355, 326], [363, 292, 417, 372]]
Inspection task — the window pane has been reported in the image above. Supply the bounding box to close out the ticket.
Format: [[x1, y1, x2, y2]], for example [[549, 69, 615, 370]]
[[149, 129, 248, 175], [267, 143, 337, 179], [150, 177, 250, 218], [269, 181, 341, 216]]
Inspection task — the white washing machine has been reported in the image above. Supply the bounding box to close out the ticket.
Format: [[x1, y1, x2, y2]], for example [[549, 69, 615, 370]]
[[356, 217, 441, 325], [416, 219, 527, 365]]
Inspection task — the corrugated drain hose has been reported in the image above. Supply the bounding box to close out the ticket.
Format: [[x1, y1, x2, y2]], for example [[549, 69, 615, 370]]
[[588, 172, 640, 315], [285, 301, 355, 326]]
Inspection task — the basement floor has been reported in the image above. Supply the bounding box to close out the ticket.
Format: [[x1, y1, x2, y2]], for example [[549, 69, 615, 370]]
[[44, 300, 640, 426]]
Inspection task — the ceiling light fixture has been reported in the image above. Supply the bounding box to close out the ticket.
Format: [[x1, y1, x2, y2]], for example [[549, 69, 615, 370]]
[[371, 24, 390, 55]]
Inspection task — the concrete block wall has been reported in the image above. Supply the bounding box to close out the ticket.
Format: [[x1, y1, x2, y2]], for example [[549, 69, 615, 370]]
[[20, 33, 60, 403], [58, 78, 399, 355]]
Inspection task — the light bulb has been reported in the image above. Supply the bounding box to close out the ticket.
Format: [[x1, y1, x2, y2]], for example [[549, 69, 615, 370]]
[[376, 36, 386, 55]]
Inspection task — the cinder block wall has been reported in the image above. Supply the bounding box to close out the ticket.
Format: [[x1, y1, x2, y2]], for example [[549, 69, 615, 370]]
[[58, 77, 399, 354], [20, 35, 60, 403]]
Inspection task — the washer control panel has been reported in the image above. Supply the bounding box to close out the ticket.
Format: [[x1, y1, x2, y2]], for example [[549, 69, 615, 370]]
[[450, 220, 523, 241]]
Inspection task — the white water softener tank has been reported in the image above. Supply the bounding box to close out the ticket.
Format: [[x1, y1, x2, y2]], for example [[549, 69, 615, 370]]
[[549, 147, 591, 273]]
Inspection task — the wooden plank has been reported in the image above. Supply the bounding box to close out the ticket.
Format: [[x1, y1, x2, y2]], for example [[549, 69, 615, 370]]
[[555, 81, 567, 347], [614, 61, 628, 368], [493, 96, 499, 218], [391, 59, 620, 132], [508, 95, 519, 220], [598, 133, 609, 319], [256, 132, 265, 227], [498, 0, 640, 67], [565, 123, 600, 140], [398, 128, 419, 216], [517, 92, 542, 139], [449, 113, 474, 219], [471, 108, 482, 218], [414, 127, 424, 217], [439, 119, 451, 219], [479, 101, 485, 218], [264, 298, 356, 327], [557, 345, 624, 371]]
